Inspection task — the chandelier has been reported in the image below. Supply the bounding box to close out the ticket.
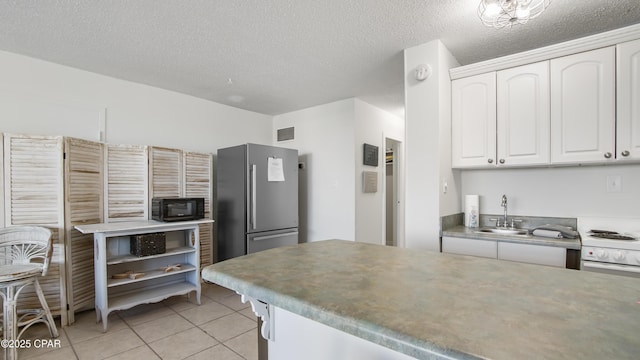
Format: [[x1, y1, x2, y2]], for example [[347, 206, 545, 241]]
[[478, 0, 551, 29]]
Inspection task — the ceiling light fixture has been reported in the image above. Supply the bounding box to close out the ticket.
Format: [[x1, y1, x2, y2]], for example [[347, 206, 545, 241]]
[[478, 0, 551, 29]]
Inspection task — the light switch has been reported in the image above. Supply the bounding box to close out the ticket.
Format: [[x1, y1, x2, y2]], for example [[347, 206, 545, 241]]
[[606, 175, 622, 193]]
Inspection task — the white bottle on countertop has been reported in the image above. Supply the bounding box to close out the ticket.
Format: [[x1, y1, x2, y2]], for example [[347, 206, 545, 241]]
[[469, 205, 479, 228], [465, 195, 479, 228]]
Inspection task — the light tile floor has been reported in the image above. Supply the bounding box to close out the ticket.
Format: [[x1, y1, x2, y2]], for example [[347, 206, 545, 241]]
[[16, 283, 258, 360]]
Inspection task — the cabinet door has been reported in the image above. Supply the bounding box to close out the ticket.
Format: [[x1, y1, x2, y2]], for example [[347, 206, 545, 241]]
[[441, 236, 497, 259], [452, 72, 497, 168], [497, 61, 550, 166], [617, 39, 640, 162], [498, 242, 566, 268], [550, 47, 615, 164]]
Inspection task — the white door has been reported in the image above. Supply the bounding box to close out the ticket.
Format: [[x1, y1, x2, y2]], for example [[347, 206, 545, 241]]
[[550, 47, 616, 164], [497, 61, 550, 166], [617, 39, 640, 162], [452, 72, 497, 168]]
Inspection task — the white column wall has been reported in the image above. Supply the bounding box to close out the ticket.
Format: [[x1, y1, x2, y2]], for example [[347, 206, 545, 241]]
[[404, 40, 460, 251]]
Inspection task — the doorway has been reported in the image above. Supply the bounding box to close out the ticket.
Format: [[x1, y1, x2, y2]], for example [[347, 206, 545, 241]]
[[384, 138, 401, 247]]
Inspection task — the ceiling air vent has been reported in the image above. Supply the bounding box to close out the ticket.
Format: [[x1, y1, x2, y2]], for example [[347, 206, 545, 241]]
[[277, 127, 295, 142]]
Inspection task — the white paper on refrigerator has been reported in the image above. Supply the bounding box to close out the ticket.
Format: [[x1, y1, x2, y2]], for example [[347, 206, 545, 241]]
[[268, 157, 285, 182]]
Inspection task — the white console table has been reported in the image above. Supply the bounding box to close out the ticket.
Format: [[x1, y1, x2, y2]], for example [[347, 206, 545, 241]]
[[75, 219, 214, 331]]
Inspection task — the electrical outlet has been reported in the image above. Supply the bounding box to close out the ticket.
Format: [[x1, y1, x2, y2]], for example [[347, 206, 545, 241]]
[[606, 175, 622, 193]]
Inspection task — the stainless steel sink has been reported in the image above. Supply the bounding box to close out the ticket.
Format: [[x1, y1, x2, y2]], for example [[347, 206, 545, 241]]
[[476, 227, 529, 236]]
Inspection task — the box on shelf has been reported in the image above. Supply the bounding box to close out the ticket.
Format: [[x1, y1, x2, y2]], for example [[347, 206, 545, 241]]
[[130, 232, 166, 257]]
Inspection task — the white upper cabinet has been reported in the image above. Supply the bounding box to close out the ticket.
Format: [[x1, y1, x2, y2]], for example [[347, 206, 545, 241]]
[[452, 63, 550, 169], [550, 47, 616, 164], [617, 39, 640, 162], [452, 72, 496, 168], [496, 61, 550, 166]]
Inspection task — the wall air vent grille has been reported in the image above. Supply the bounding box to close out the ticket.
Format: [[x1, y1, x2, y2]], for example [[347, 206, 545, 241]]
[[277, 127, 295, 142]]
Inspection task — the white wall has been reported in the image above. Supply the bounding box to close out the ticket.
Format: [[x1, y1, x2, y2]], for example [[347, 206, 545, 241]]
[[461, 164, 640, 218], [354, 99, 404, 245], [404, 40, 460, 251], [0, 50, 272, 152], [273, 99, 356, 242], [0, 50, 405, 246]]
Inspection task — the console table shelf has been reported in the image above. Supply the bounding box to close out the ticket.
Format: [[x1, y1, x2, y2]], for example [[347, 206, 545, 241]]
[[107, 281, 198, 312], [107, 246, 195, 265], [75, 219, 214, 332], [107, 264, 197, 287]]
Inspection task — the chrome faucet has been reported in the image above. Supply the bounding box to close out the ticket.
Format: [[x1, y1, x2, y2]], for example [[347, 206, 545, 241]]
[[501, 194, 508, 228], [491, 194, 522, 229]]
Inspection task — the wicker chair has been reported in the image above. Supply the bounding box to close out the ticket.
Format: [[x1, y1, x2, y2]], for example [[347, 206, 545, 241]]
[[0, 226, 59, 360]]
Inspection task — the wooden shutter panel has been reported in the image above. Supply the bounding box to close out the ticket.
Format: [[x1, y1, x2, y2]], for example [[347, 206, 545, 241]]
[[149, 146, 183, 200], [184, 151, 213, 267], [64, 137, 103, 324], [0, 133, 3, 228], [3, 133, 67, 325], [105, 144, 148, 222]]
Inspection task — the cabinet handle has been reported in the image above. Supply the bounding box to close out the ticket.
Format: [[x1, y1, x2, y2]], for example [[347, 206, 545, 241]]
[[621, 150, 630, 157], [499, 159, 505, 164], [488, 159, 494, 164], [604, 152, 612, 159]]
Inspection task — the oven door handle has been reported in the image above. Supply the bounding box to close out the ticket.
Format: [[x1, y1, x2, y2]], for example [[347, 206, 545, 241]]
[[582, 261, 640, 274]]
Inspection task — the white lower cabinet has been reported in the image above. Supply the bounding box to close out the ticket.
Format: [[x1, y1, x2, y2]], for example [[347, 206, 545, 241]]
[[442, 236, 567, 268], [442, 236, 497, 259], [270, 307, 417, 360], [498, 242, 566, 268]]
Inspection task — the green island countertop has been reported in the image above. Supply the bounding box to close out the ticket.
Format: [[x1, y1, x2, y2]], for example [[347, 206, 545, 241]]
[[201, 240, 640, 360]]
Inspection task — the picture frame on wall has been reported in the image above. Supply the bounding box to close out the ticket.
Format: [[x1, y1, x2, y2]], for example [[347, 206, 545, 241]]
[[362, 171, 378, 193], [363, 143, 378, 166]]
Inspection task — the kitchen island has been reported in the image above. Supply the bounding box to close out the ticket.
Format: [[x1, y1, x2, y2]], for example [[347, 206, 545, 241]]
[[201, 240, 640, 359]]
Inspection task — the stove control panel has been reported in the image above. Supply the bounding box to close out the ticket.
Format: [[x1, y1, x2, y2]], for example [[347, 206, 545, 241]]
[[582, 246, 640, 266]]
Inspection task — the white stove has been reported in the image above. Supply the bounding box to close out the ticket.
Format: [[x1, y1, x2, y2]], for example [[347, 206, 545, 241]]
[[578, 217, 640, 277]]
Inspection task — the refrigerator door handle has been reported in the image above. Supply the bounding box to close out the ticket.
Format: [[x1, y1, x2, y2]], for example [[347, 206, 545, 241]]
[[252, 231, 299, 241], [251, 164, 257, 230]]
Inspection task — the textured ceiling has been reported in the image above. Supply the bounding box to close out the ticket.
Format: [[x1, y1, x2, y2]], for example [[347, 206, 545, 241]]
[[1, 1, 639, 117]]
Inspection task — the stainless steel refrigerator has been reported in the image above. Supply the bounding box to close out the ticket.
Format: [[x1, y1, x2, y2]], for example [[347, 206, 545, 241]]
[[217, 143, 299, 261]]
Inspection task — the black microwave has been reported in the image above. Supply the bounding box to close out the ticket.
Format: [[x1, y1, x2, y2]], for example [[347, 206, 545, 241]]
[[152, 197, 205, 222]]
